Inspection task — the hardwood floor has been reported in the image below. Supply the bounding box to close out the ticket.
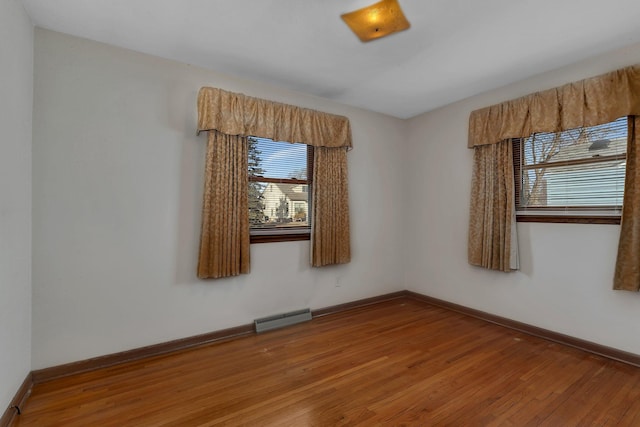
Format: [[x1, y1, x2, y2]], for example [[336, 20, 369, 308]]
[[14, 298, 640, 426]]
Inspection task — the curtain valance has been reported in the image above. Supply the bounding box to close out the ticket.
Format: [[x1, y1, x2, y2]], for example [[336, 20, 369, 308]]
[[468, 65, 640, 148], [197, 87, 352, 149]]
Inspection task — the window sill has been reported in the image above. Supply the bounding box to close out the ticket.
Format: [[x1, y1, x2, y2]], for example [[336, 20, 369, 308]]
[[516, 215, 620, 225], [250, 233, 311, 244]]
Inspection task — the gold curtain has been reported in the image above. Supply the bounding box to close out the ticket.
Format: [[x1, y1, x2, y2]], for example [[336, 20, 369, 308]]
[[198, 87, 352, 149], [196, 87, 353, 274], [467, 64, 640, 275], [312, 146, 351, 267], [468, 65, 640, 148], [468, 140, 518, 272], [197, 131, 250, 279], [614, 117, 640, 291]]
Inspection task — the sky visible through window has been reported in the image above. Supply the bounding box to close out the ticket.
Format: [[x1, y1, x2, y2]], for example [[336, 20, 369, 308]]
[[252, 137, 307, 179], [523, 117, 627, 166]]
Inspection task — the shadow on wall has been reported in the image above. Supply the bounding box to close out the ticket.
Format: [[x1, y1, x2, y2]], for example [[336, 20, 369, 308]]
[[172, 86, 206, 286]]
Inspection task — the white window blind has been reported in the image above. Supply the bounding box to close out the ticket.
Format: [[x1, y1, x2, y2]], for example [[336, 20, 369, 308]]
[[513, 116, 628, 216]]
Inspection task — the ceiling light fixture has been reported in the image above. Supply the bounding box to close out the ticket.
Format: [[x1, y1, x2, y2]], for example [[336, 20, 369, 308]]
[[341, 0, 410, 43]]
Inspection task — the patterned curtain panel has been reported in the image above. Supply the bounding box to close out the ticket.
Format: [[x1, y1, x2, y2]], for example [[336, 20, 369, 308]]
[[197, 131, 250, 279], [614, 117, 640, 291], [312, 146, 351, 267], [468, 140, 519, 272]]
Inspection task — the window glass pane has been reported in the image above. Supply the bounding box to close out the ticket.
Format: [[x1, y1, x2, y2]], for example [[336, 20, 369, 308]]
[[524, 161, 626, 207], [522, 117, 627, 167], [517, 117, 627, 211], [248, 137, 310, 233], [252, 182, 309, 229], [249, 137, 307, 180]]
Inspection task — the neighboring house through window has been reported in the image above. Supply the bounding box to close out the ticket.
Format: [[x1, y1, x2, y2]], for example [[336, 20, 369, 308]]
[[248, 136, 313, 243], [513, 116, 628, 223]]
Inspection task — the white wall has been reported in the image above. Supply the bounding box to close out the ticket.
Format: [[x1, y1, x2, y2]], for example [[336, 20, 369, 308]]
[[30, 22, 640, 372], [0, 0, 33, 410], [31, 29, 406, 369], [405, 42, 640, 354]]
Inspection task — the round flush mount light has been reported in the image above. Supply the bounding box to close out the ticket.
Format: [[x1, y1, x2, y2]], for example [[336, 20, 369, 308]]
[[341, 0, 411, 43]]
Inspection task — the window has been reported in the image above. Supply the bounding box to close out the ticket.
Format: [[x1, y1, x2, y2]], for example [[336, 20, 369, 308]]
[[248, 136, 313, 243], [513, 116, 628, 224]]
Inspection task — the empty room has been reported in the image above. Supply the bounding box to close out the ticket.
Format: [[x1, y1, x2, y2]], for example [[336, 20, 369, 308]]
[[3, 0, 640, 425]]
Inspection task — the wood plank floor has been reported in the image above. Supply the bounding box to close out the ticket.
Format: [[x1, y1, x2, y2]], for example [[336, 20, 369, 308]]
[[14, 298, 640, 426]]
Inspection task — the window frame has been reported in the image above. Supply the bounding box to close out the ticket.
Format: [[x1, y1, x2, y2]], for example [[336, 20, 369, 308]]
[[512, 117, 629, 225], [248, 139, 314, 244]]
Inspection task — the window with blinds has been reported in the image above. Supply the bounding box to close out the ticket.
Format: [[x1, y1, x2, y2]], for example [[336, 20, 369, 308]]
[[513, 116, 628, 221], [248, 136, 313, 243]]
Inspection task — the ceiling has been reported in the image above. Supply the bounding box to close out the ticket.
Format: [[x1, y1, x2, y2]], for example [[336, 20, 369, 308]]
[[21, 0, 640, 119]]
